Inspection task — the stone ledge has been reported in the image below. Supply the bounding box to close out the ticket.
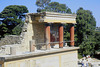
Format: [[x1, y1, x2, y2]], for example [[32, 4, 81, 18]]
[[26, 12, 76, 24], [0, 47, 79, 62]]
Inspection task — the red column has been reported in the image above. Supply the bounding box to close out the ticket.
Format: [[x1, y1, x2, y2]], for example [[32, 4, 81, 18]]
[[45, 24, 50, 49], [70, 24, 74, 46], [59, 24, 63, 48]]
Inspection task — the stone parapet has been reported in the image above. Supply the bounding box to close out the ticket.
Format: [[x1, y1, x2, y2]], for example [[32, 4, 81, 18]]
[[0, 47, 79, 61], [0, 47, 79, 67]]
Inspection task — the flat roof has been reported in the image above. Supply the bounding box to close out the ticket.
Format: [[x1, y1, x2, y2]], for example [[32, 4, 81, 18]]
[[26, 12, 76, 24]]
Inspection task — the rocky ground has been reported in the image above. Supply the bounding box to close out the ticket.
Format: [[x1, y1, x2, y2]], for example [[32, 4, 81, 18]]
[[78, 58, 100, 67]]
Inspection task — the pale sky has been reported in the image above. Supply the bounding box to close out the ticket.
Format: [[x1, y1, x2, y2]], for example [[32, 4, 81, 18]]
[[0, 0, 100, 27]]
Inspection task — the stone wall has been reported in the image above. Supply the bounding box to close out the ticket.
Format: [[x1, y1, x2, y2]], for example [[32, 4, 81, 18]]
[[0, 22, 30, 55], [0, 22, 46, 55], [0, 23, 62, 55], [32, 23, 45, 44], [0, 35, 21, 46], [3, 50, 78, 67], [21, 22, 46, 51], [20, 22, 34, 52]]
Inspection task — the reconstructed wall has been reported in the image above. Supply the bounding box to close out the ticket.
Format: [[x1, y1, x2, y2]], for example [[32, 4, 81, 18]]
[[0, 22, 59, 55], [32, 23, 45, 44], [3, 50, 78, 67], [0, 22, 63, 55], [22, 22, 60, 51], [21, 22, 46, 51], [0, 12, 78, 67]]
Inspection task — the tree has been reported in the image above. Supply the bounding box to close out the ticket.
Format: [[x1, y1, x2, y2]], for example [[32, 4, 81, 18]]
[[66, 8, 72, 13], [36, 1, 72, 13], [46, 2, 72, 13], [75, 7, 96, 56], [36, 0, 51, 10], [94, 32, 100, 52], [0, 5, 28, 38]]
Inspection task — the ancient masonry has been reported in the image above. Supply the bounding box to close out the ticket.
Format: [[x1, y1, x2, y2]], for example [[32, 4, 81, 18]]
[[0, 12, 79, 67]]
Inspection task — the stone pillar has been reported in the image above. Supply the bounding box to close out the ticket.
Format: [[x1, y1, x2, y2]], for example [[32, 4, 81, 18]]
[[59, 24, 63, 48], [10, 46, 16, 55], [70, 24, 74, 46], [45, 23, 51, 49], [30, 40, 36, 52]]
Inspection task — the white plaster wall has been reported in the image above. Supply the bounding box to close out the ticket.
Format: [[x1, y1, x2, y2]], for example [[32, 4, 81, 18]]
[[4, 50, 78, 67]]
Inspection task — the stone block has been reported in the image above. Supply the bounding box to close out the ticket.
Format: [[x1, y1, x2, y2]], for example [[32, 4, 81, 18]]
[[5, 46, 11, 55], [30, 40, 36, 52], [10, 46, 16, 55]]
